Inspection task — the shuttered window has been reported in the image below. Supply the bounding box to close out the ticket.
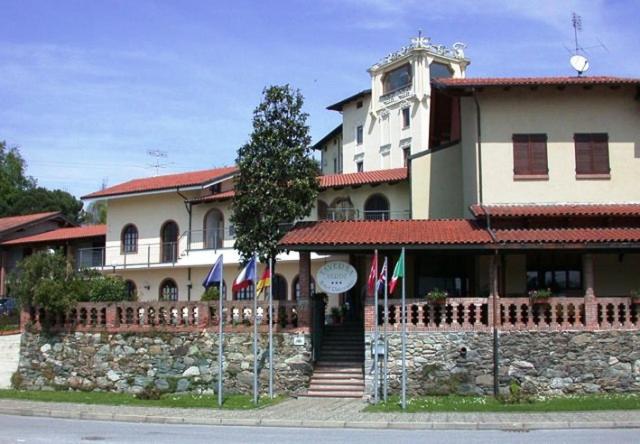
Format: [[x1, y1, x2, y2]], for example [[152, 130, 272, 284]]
[[512, 134, 548, 176], [574, 133, 610, 175]]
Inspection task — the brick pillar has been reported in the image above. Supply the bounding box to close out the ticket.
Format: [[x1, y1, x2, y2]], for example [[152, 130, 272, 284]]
[[297, 251, 311, 328], [198, 302, 211, 328], [583, 253, 598, 329], [105, 304, 118, 330]]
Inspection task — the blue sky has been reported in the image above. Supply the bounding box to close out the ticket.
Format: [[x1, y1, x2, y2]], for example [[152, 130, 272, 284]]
[[1, 0, 638, 198]]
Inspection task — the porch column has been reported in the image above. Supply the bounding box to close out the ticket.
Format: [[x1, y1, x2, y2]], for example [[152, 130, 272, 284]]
[[297, 251, 311, 328], [583, 253, 598, 329], [488, 254, 500, 327]]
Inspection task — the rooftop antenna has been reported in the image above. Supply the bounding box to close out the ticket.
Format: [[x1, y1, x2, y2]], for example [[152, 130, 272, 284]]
[[569, 12, 589, 76], [146, 149, 170, 176]]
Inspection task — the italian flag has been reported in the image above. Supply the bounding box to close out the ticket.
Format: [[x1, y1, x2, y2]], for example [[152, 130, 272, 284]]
[[389, 250, 405, 295]]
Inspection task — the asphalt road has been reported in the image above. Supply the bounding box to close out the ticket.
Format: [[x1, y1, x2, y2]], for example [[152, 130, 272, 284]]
[[0, 414, 639, 444]]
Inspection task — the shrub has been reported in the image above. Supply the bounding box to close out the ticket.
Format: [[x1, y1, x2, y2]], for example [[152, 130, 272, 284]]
[[10, 372, 24, 389], [201, 286, 220, 301], [83, 274, 130, 302], [425, 288, 448, 303], [135, 385, 162, 400]]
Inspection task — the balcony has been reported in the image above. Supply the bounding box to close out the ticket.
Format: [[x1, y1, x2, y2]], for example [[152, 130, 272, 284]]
[[323, 208, 410, 221]]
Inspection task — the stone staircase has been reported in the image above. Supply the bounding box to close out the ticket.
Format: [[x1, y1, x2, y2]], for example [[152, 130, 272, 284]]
[[0, 334, 21, 389], [304, 322, 364, 398]]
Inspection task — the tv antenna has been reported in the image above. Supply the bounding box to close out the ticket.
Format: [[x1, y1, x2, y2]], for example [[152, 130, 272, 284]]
[[569, 13, 589, 76], [146, 149, 170, 176]]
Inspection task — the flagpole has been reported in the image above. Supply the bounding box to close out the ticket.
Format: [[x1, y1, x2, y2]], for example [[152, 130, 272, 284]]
[[373, 250, 379, 404], [383, 256, 388, 403], [218, 256, 224, 407], [268, 257, 274, 399], [253, 256, 259, 405], [401, 247, 407, 410]]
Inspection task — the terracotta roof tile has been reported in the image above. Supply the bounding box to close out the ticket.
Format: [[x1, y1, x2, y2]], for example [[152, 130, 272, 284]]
[[1, 225, 106, 246], [435, 76, 640, 88], [319, 168, 408, 189], [82, 166, 238, 199], [494, 227, 640, 244], [0, 211, 62, 235], [470, 203, 640, 218], [188, 190, 235, 204], [279, 219, 492, 247]]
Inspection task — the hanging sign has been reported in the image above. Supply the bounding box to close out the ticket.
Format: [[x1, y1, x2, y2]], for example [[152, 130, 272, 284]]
[[316, 261, 358, 294]]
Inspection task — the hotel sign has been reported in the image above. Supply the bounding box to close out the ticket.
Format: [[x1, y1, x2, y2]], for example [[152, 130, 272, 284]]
[[316, 261, 358, 294]]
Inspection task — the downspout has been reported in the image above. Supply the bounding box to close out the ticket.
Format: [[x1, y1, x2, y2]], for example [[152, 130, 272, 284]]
[[176, 188, 192, 252], [473, 88, 500, 398]]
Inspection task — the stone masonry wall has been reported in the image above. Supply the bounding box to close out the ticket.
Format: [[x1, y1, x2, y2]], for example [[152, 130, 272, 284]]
[[16, 331, 312, 395], [365, 330, 640, 397]]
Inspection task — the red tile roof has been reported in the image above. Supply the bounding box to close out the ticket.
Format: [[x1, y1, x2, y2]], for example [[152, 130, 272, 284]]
[[1, 225, 106, 246], [0, 211, 62, 235], [319, 168, 408, 189], [82, 166, 238, 199], [435, 76, 640, 88], [189, 190, 235, 204], [279, 219, 492, 247], [470, 203, 640, 218], [494, 227, 640, 244]]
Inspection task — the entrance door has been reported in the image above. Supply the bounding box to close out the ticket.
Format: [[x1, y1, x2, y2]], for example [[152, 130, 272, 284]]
[[160, 221, 178, 263]]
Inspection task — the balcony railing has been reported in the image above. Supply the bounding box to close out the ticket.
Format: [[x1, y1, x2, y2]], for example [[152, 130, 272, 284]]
[[77, 239, 183, 270], [323, 208, 410, 221]]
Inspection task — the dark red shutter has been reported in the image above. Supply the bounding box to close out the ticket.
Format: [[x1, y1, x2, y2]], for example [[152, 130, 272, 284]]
[[513, 134, 529, 175], [591, 133, 610, 174], [530, 134, 548, 175], [574, 134, 592, 174]]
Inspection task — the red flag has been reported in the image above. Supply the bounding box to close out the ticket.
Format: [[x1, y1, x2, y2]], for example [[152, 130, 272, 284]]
[[367, 250, 378, 297]]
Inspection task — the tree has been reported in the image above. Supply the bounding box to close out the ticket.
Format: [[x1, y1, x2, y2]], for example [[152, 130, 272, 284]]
[[0, 140, 84, 223], [231, 85, 319, 263]]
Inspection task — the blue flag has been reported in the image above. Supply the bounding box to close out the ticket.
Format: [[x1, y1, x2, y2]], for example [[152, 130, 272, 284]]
[[203, 255, 223, 288]]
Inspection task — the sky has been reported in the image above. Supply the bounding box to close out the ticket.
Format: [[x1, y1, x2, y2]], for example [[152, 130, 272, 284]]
[[1, 0, 638, 198]]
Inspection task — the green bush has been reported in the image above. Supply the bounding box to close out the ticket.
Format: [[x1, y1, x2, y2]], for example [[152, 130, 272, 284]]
[[82, 273, 130, 302], [201, 286, 220, 301]]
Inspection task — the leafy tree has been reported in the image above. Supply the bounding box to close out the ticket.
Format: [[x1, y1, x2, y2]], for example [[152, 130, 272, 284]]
[[232, 85, 319, 263]]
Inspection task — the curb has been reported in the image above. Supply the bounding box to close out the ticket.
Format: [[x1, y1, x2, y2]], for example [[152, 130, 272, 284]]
[[1, 406, 640, 431]]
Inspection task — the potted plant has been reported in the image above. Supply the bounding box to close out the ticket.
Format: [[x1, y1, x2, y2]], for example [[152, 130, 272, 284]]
[[426, 288, 448, 304], [630, 290, 640, 305], [528, 288, 552, 304], [330, 306, 342, 325]]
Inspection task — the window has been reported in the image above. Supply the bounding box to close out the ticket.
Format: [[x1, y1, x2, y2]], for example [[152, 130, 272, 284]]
[[383, 63, 412, 94], [329, 197, 355, 220], [402, 107, 411, 128], [403, 146, 411, 167], [234, 283, 254, 300], [356, 161, 363, 172], [273, 274, 287, 301], [429, 62, 454, 79], [204, 209, 224, 249], [293, 276, 316, 300], [364, 194, 390, 220], [159, 279, 178, 301], [574, 133, 610, 176], [160, 221, 179, 263], [356, 125, 363, 145], [356, 100, 363, 109], [121, 224, 138, 254], [333, 158, 337, 173], [526, 253, 582, 294], [513, 134, 548, 177], [125, 280, 137, 300]]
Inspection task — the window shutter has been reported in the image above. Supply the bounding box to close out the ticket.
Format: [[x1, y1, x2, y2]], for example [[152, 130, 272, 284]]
[[513, 135, 529, 175], [530, 134, 548, 174], [591, 133, 610, 174], [574, 134, 592, 174]]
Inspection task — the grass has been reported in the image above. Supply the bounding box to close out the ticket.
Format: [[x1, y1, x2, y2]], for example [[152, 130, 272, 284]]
[[0, 389, 283, 410], [0, 313, 19, 332], [364, 394, 640, 413]]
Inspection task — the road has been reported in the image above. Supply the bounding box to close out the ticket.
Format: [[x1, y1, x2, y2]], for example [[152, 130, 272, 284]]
[[0, 414, 638, 444]]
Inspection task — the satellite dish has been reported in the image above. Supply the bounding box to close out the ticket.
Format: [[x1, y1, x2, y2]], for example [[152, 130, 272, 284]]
[[570, 54, 590, 75]]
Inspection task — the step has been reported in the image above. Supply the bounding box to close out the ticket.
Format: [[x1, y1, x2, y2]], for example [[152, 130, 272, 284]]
[[315, 363, 363, 369], [309, 384, 364, 391], [303, 390, 363, 398], [310, 378, 364, 386]]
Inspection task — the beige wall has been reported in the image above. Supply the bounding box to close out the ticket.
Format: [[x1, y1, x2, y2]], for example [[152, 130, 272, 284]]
[[311, 182, 410, 220], [464, 86, 640, 206], [594, 253, 640, 297]]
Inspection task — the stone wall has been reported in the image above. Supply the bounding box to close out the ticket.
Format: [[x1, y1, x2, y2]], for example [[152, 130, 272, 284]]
[[365, 330, 640, 397], [16, 331, 312, 395]]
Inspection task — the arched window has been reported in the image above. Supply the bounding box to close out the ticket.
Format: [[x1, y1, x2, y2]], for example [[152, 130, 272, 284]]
[[273, 274, 287, 301], [160, 221, 179, 263], [383, 63, 412, 94], [317, 199, 328, 220], [125, 280, 137, 300], [159, 278, 178, 301], [203, 209, 224, 249], [234, 283, 254, 301], [293, 275, 316, 300], [329, 197, 355, 220], [364, 194, 390, 220], [121, 224, 138, 253]]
